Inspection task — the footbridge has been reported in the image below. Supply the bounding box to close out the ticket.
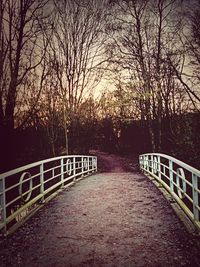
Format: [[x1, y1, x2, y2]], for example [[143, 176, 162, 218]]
[[0, 153, 200, 266]]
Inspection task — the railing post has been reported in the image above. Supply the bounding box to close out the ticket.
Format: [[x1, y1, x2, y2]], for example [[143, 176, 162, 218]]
[[95, 157, 98, 172], [192, 173, 199, 221], [91, 157, 94, 172], [146, 155, 149, 173], [151, 155, 154, 174], [0, 178, 6, 235], [87, 156, 90, 174], [92, 157, 97, 172], [73, 157, 76, 176], [141, 155, 144, 170], [61, 158, 64, 187], [144, 155, 148, 172], [169, 160, 174, 193], [82, 157, 84, 177], [40, 163, 45, 203], [157, 156, 161, 180], [88, 157, 91, 172], [73, 157, 76, 182]]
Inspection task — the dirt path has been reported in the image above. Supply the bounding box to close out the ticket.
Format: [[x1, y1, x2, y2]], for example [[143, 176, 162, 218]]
[[91, 150, 139, 173], [0, 152, 200, 267]]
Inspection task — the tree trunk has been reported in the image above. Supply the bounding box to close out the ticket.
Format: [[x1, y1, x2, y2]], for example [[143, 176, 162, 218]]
[[51, 140, 56, 157], [148, 119, 155, 152], [63, 109, 69, 155]]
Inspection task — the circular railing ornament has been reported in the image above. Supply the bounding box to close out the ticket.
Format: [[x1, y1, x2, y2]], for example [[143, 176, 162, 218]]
[[19, 172, 33, 202], [65, 159, 72, 175], [176, 168, 186, 199]]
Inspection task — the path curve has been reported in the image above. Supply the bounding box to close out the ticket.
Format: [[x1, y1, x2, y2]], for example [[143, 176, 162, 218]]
[[91, 150, 139, 173]]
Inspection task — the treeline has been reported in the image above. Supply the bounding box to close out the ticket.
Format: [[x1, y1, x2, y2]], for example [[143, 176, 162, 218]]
[[0, 0, 200, 172], [5, 97, 200, 171]]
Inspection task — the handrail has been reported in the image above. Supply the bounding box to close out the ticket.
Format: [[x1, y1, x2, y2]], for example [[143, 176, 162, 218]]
[[0, 155, 97, 235], [139, 153, 200, 232]]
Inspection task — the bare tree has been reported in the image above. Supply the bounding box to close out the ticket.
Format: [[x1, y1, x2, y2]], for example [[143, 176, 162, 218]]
[[0, 0, 50, 131], [105, 0, 186, 151], [170, 1, 200, 109], [39, 74, 61, 157], [48, 0, 109, 154], [0, 0, 50, 168]]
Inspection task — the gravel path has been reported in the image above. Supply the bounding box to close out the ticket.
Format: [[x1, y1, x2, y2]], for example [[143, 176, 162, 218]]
[[0, 152, 199, 267]]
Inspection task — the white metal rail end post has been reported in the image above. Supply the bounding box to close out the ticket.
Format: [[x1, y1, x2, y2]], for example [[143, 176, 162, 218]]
[[93, 157, 97, 172]]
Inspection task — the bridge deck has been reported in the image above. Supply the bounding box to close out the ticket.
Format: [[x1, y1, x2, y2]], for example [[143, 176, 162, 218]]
[[0, 168, 200, 267]]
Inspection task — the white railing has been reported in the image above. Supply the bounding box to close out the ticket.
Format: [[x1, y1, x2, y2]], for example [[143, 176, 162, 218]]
[[0, 155, 97, 235], [139, 153, 200, 231]]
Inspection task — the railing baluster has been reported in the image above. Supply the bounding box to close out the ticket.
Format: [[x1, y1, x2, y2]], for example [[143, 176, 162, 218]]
[[73, 157, 76, 177], [40, 163, 44, 203], [169, 160, 174, 193], [87, 156, 89, 174], [157, 156, 161, 180], [82, 157, 84, 176], [192, 173, 199, 221], [151, 155, 154, 174], [146, 156, 150, 172], [61, 158, 64, 187], [96, 157, 98, 172]]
